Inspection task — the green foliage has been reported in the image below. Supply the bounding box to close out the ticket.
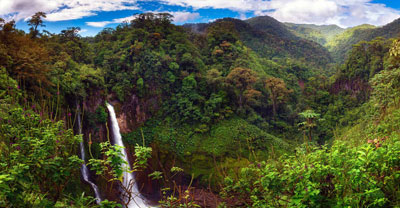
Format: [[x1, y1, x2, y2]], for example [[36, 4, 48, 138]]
[[222, 136, 400, 207], [149, 171, 163, 180], [0, 106, 83, 207], [27, 12, 46, 38], [98, 200, 123, 208], [326, 24, 376, 62], [95, 106, 108, 123], [370, 68, 400, 111], [298, 109, 321, 141], [339, 37, 391, 81], [51, 61, 105, 99], [286, 23, 345, 46], [158, 192, 201, 208], [226, 67, 259, 110], [264, 77, 293, 116], [84, 105, 108, 132], [0, 67, 20, 106], [133, 144, 152, 170], [327, 18, 400, 64], [87, 140, 152, 206], [54, 193, 98, 208], [5, 11, 400, 207], [88, 142, 127, 179], [243, 16, 333, 69], [0, 19, 52, 95], [133, 116, 292, 187]]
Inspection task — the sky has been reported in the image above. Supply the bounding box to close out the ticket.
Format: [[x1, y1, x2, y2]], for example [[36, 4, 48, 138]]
[[1, 0, 400, 37]]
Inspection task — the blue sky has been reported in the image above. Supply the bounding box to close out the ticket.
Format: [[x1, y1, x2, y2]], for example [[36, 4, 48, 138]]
[[372, 0, 400, 9], [1, 0, 400, 37]]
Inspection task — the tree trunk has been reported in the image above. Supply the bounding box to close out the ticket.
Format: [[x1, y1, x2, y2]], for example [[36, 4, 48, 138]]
[[272, 99, 276, 117]]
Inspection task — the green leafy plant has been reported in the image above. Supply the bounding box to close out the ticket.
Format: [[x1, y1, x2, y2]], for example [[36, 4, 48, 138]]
[[0, 107, 83, 207], [222, 135, 400, 207], [298, 109, 321, 142]]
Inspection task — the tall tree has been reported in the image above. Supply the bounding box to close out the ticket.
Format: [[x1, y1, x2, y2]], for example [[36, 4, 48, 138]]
[[27, 12, 46, 39], [60, 27, 81, 42], [0, 18, 51, 94], [226, 67, 259, 109], [298, 109, 320, 142], [265, 77, 293, 116]]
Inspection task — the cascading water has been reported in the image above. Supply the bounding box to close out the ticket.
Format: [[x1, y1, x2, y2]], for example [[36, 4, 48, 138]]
[[77, 105, 102, 204], [106, 103, 149, 208]]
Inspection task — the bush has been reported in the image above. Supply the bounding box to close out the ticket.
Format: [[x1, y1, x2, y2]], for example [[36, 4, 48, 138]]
[[95, 106, 108, 123], [0, 107, 83, 207], [222, 135, 400, 207]]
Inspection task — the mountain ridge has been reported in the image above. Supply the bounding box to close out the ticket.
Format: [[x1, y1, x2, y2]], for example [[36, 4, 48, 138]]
[[184, 16, 333, 69]]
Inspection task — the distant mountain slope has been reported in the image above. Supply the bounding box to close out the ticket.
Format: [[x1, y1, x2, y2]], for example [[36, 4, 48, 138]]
[[184, 16, 333, 69], [373, 18, 400, 38], [326, 24, 376, 63], [245, 16, 298, 40], [327, 18, 400, 63], [285, 23, 345, 45]]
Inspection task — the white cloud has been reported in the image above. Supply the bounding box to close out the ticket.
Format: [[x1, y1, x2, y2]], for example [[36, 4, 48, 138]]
[[239, 13, 248, 20], [86, 21, 112, 27], [86, 14, 137, 27], [161, 0, 400, 27], [78, 28, 88, 33], [113, 14, 138, 23], [172, 11, 199, 23], [0, 0, 139, 22], [1, 0, 399, 28], [262, 0, 400, 27], [160, 0, 270, 12], [86, 11, 199, 27], [263, 0, 339, 24]]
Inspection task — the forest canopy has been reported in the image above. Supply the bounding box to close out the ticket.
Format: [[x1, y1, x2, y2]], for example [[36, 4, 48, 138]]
[[0, 11, 399, 207]]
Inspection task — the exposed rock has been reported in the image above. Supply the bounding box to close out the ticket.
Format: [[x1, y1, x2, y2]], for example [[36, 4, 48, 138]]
[[120, 93, 161, 132], [116, 111, 130, 134]]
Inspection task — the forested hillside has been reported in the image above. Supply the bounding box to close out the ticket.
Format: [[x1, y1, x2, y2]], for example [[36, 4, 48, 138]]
[[285, 23, 345, 46], [326, 18, 400, 63], [1, 12, 399, 208], [185, 16, 333, 72]]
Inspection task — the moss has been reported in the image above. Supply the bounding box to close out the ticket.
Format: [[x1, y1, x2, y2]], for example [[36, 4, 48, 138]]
[[189, 154, 214, 179], [129, 116, 293, 187], [198, 117, 292, 157], [95, 106, 108, 123]]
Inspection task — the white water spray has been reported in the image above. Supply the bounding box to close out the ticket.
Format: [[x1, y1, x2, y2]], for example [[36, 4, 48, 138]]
[[106, 103, 149, 208], [77, 106, 102, 204]]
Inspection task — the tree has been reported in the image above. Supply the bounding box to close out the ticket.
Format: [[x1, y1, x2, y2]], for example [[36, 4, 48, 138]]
[[226, 67, 259, 109], [0, 107, 82, 206], [157, 12, 174, 25], [0, 19, 51, 95], [0, 18, 4, 28], [60, 27, 81, 42], [264, 77, 293, 116], [370, 39, 400, 114], [27, 12, 46, 38], [205, 68, 224, 90], [389, 39, 400, 69], [298, 109, 320, 142]]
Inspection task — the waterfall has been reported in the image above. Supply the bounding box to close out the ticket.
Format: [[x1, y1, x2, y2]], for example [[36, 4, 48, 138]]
[[106, 103, 149, 208], [77, 105, 102, 204]]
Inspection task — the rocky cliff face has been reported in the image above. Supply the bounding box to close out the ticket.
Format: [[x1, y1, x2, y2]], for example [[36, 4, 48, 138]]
[[106, 92, 162, 202], [83, 90, 222, 206], [115, 93, 160, 134], [82, 89, 107, 143]]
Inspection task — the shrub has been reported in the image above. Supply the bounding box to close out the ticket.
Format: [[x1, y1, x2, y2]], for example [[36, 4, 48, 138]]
[[95, 106, 108, 124], [0, 107, 83, 207], [222, 136, 400, 207]]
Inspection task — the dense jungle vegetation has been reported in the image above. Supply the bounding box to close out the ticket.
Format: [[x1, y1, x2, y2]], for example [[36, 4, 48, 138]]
[[0, 12, 399, 207]]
